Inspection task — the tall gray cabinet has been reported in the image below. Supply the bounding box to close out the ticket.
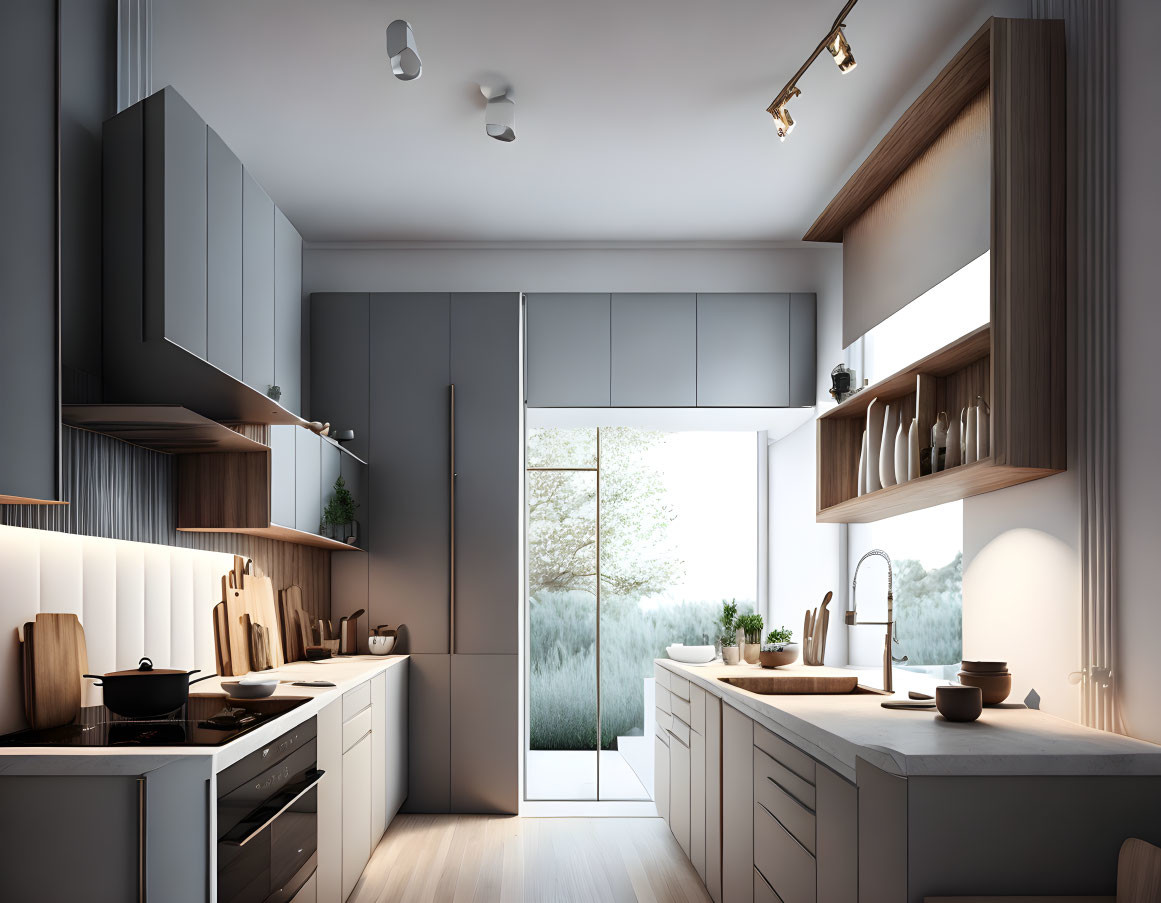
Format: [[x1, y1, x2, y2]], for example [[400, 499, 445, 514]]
[[0, 0, 60, 504], [315, 292, 520, 815]]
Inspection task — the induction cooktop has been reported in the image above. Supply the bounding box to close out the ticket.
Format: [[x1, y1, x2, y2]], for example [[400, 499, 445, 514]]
[[0, 697, 309, 748]]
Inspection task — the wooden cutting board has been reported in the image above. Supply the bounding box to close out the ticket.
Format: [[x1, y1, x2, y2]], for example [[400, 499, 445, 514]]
[[279, 585, 307, 662], [27, 613, 83, 729], [213, 601, 231, 676], [720, 671, 860, 695], [248, 571, 283, 668], [223, 565, 252, 675]]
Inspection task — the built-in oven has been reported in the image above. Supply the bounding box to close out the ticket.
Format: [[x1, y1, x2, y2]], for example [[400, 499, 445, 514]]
[[217, 716, 322, 903]]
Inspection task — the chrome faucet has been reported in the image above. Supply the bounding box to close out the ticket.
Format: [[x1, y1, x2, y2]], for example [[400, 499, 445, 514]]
[[847, 549, 908, 693]]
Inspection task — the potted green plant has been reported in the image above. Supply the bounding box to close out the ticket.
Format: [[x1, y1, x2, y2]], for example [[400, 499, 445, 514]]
[[737, 613, 765, 664], [759, 626, 799, 669], [322, 475, 359, 545], [718, 600, 740, 665]]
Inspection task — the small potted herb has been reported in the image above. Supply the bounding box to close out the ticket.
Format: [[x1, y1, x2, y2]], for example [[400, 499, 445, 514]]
[[737, 613, 765, 664], [759, 626, 799, 669], [718, 600, 740, 665], [323, 475, 360, 545]]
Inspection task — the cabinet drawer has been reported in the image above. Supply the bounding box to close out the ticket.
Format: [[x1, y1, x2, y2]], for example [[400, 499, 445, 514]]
[[754, 801, 815, 903], [689, 684, 706, 736], [343, 680, 371, 720], [668, 674, 690, 702], [655, 707, 672, 740], [671, 694, 691, 726], [754, 868, 784, 903], [656, 685, 672, 715], [654, 663, 670, 691], [343, 705, 373, 753], [754, 723, 815, 784], [667, 718, 690, 747], [756, 764, 816, 854], [754, 747, 815, 811]]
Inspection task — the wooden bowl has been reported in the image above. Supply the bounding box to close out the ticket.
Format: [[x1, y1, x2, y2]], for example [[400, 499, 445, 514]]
[[758, 645, 799, 669], [957, 671, 1012, 705], [961, 660, 1008, 674], [936, 685, 983, 722]]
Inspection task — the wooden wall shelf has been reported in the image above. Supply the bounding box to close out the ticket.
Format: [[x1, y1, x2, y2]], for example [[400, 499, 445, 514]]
[[812, 18, 1066, 524], [62, 405, 268, 454], [178, 524, 362, 552]]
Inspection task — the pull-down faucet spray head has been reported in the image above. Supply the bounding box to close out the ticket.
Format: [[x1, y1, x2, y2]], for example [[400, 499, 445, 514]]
[[847, 548, 893, 625]]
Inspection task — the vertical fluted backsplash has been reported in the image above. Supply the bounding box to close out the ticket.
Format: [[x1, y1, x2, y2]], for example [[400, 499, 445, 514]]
[[1, 426, 331, 621]]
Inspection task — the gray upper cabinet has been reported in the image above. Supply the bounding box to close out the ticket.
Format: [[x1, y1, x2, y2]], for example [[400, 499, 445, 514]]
[[320, 438, 341, 528], [310, 293, 370, 461], [525, 293, 611, 407], [451, 293, 520, 655], [611, 293, 696, 406], [148, 88, 207, 358], [103, 87, 304, 424], [0, 0, 58, 503], [697, 294, 791, 407], [789, 293, 817, 407], [274, 208, 302, 415], [242, 170, 275, 396], [269, 424, 296, 528], [206, 127, 243, 380], [294, 426, 322, 533]]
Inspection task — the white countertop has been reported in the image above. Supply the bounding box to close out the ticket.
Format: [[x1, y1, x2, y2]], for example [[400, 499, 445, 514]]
[[658, 659, 1161, 782], [0, 655, 408, 776]]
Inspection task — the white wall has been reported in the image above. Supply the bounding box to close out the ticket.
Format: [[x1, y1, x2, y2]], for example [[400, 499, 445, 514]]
[[1116, 0, 1161, 743], [304, 242, 840, 297]]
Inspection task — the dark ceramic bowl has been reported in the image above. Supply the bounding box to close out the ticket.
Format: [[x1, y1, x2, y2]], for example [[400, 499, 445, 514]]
[[957, 671, 1012, 705], [936, 685, 983, 722], [961, 660, 1008, 674]]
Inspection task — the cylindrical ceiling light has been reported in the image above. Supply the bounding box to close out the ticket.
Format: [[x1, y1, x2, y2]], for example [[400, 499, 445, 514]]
[[486, 93, 516, 142], [386, 19, 421, 81]]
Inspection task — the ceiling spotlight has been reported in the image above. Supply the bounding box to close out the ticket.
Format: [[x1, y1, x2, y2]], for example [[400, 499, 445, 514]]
[[769, 86, 800, 142], [826, 27, 856, 73], [386, 19, 421, 81], [486, 93, 516, 142]]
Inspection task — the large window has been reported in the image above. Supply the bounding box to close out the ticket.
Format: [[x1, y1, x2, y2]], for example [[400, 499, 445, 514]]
[[526, 426, 757, 800]]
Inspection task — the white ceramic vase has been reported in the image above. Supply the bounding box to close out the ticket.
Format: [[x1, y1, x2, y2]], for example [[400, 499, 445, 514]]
[[879, 404, 898, 488], [945, 414, 961, 468], [894, 418, 908, 484], [931, 412, 949, 473], [962, 407, 977, 465], [865, 398, 884, 493], [907, 417, 920, 480], [857, 429, 868, 496], [976, 396, 991, 460]]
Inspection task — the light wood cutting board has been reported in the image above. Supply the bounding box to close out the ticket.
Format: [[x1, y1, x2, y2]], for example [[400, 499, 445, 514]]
[[248, 571, 283, 668], [223, 560, 253, 675], [279, 585, 307, 662], [28, 613, 83, 729]]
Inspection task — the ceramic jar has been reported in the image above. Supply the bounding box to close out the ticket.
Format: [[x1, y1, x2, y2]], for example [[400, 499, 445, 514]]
[[907, 417, 920, 480], [894, 417, 908, 484], [866, 398, 884, 492], [880, 404, 898, 488], [722, 644, 740, 665]]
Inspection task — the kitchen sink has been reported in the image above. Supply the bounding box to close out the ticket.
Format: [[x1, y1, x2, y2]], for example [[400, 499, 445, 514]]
[[718, 673, 875, 695]]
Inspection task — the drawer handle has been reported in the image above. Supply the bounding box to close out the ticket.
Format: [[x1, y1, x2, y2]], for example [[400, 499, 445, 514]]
[[765, 775, 814, 814]]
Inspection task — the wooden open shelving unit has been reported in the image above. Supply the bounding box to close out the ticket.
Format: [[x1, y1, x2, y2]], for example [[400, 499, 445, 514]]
[[812, 17, 1066, 523]]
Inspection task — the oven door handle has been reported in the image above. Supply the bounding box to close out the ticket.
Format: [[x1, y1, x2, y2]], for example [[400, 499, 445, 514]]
[[220, 769, 326, 847]]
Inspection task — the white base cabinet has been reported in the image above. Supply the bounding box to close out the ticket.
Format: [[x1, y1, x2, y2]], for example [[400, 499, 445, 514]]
[[655, 733, 670, 822], [316, 662, 409, 903], [669, 729, 692, 858]]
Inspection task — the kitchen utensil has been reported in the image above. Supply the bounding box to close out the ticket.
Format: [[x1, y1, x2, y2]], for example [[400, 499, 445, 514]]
[[957, 670, 1012, 705], [368, 635, 396, 655], [881, 699, 937, 709], [936, 685, 983, 722], [802, 610, 814, 664], [961, 660, 1008, 673], [221, 678, 278, 699], [664, 644, 715, 664], [758, 645, 798, 668], [802, 591, 832, 666], [317, 619, 334, 642], [22, 613, 83, 730], [817, 608, 830, 664], [342, 609, 366, 654], [84, 657, 217, 719], [305, 646, 332, 661], [292, 680, 336, 687]]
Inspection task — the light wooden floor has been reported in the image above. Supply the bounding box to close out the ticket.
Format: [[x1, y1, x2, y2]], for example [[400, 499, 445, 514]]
[[349, 815, 713, 903]]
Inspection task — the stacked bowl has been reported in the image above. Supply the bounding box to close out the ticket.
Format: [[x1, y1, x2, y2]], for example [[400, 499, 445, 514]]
[[957, 661, 1012, 705]]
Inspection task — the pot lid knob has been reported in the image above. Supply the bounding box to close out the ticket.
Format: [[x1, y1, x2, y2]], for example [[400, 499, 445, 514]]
[[137, 657, 154, 671]]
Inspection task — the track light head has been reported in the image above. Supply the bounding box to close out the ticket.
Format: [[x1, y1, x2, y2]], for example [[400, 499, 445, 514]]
[[386, 19, 422, 81], [827, 27, 856, 73], [486, 93, 516, 142], [769, 86, 800, 142]]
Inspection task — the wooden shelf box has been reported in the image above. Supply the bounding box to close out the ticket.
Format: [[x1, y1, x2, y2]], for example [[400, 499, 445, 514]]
[[811, 18, 1066, 523]]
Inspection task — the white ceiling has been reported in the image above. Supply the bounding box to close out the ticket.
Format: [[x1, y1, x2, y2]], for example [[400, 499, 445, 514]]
[[150, 0, 983, 243]]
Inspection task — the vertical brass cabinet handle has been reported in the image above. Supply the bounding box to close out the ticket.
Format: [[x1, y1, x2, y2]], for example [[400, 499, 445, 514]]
[[450, 384, 456, 655]]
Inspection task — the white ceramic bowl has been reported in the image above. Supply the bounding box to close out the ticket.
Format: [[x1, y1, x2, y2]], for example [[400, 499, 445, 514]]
[[368, 635, 396, 656], [222, 678, 278, 699], [665, 643, 716, 664]]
